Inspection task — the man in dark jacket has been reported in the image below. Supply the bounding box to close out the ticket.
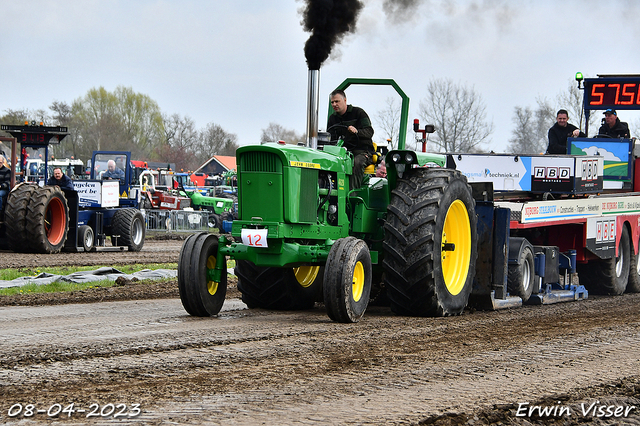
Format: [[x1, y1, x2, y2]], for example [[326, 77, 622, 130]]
[[49, 167, 74, 191], [0, 156, 11, 213], [327, 89, 375, 189], [598, 109, 630, 138], [547, 109, 585, 154]]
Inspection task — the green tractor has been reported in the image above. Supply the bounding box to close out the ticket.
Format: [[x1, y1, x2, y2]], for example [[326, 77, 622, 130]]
[[178, 78, 478, 322]]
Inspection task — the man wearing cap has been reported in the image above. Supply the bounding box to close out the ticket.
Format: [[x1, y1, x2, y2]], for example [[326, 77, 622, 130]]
[[547, 109, 585, 154], [598, 109, 630, 138]]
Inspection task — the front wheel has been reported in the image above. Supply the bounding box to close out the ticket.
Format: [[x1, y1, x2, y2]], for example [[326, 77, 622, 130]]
[[323, 237, 372, 323], [78, 225, 95, 252], [178, 232, 227, 316], [111, 208, 145, 251]]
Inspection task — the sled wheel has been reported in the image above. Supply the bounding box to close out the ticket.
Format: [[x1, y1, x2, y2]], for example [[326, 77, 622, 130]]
[[26, 186, 69, 254], [323, 237, 372, 323], [383, 168, 477, 316], [5, 183, 38, 252], [579, 225, 630, 295], [111, 208, 145, 251], [507, 244, 535, 301], [178, 232, 227, 316], [78, 225, 95, 252], [628, 232, 640, 293], [236, 262, 323, 310]]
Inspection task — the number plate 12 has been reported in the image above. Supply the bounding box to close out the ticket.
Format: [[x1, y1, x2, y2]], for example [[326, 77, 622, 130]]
[[241, 228, 268, 248]]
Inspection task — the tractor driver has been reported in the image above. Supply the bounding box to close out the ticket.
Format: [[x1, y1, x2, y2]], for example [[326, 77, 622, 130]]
[[102, 159, 125, 183], [327, 89, 375, 189], [49, 167, 74, 191]]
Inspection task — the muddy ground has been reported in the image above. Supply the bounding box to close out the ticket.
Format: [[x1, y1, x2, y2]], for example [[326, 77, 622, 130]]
[[0, 234, 639, 425]]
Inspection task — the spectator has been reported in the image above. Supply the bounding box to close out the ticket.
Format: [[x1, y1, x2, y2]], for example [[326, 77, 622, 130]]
[[0, 156, 11, 212], [546, 109, 585, 154]]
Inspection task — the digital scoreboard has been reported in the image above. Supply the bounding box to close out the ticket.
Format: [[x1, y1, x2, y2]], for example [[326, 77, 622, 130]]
[[583, 77, 640, 110], [0, 124, 69, 146]]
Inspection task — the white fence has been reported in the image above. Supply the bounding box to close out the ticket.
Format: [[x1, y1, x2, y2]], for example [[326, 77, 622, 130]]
[[143, 209, 210, 233]]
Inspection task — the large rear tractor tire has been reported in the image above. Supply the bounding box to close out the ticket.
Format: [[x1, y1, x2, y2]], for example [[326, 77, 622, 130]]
[[178, 232, 227, 316], [111, 208, 145, 251], [507, 244, 535, 301], [578, 225, 630, 295], [323, 237, 372, 323], [4, 183, 38, 252], [383, 168, 477, 317], [25, 186, 69, 254], [235, 261, 323, 311]]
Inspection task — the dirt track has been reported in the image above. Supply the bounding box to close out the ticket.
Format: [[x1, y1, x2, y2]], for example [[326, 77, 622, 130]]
[[1, 235, 639, 425]]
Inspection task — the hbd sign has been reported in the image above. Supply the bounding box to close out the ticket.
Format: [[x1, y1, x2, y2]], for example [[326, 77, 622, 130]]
[[581, 159, 599, 180], [533, 167, 571, 180]]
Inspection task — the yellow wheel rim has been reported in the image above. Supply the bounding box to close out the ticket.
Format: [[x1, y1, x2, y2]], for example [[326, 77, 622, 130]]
[[293, 266, 320, 288], [206, 255, 219, 295], [352, 261, 364, 302], [441, 199, 471, 296]]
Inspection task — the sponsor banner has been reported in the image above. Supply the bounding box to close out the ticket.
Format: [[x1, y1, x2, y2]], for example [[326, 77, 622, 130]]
[[498, 195, 640, 224], [451, 154, 602, 194], [73, 180, 119, 207]]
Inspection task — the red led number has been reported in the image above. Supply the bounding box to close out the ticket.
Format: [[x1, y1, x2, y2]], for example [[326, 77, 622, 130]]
[[590, 83, 605, 105], [590, 82, 640, 106]]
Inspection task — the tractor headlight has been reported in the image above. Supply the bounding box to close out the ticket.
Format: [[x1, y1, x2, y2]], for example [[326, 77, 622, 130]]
[[405, 153, 414, 163], [392, 153, 401, 163]]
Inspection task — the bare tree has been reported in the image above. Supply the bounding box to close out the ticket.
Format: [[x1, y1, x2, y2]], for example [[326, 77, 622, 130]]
[[152, 114, 201, 171], [418, 79, 493, 153], [199, 123, 239, 157], [260, 123, 304, 144], [507, 99, 554, 154], [373, 97, 401, 149]]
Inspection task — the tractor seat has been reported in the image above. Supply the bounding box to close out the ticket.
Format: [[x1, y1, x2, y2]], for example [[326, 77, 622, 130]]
[[364, 142, 382, 175]]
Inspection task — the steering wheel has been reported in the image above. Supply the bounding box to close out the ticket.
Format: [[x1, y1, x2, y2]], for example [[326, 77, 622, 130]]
[[326, 123, 358, 147]]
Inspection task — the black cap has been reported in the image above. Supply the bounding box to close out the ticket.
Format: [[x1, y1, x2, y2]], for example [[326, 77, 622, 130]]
[[604, 109, 617, 116]]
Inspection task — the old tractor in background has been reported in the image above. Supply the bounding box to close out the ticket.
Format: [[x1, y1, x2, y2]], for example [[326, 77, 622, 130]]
[[0, 123, 145, 253], [178, 78, 478, 322]]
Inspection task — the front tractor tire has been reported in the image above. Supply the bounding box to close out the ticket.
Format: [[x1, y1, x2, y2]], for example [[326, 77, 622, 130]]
[[383, 168, 477, 317], [26, 186, 70, 254], [178, 232, 227, 316], [111, 208, 145, 251], [323, 237, 372, 323], [235, 262, 323, 311]]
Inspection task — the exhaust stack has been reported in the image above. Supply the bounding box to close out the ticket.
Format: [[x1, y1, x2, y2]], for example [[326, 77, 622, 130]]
[[306, 69, 320, 149]]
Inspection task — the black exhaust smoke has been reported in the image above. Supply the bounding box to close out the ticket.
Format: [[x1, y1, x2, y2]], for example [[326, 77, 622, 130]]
[[301, 0, 364, 70], [302, 0, 363, 147]]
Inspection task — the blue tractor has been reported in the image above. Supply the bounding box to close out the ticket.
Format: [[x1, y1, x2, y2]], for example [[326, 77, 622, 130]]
[[0, 122, 145, 253]]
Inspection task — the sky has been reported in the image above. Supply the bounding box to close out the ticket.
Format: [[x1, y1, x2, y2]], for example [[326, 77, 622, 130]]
[[2, 0, 640, 157]]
